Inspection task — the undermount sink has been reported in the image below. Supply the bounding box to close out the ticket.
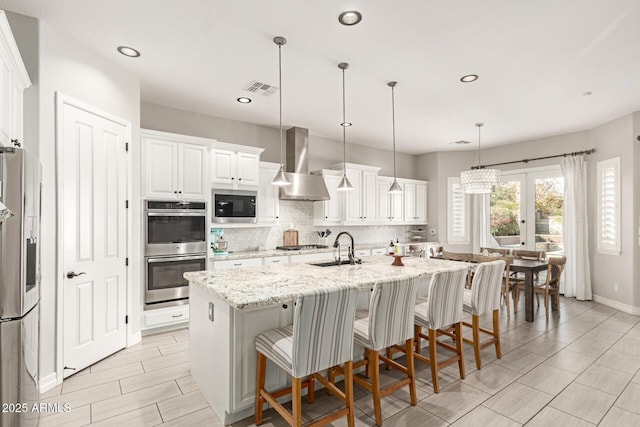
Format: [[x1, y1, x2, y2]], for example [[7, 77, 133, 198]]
[[308, 260, 364, 267]]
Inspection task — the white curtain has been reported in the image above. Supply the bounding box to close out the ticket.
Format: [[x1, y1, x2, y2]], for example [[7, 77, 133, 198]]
[[561, 155, 592, 300], [471, 194, 490, 254]]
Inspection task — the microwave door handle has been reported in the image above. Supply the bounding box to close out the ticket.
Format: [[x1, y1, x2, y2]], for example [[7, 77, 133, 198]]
[[147, 255, 207, 263]]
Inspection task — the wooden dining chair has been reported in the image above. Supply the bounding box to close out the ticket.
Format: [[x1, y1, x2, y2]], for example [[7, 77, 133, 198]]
[[513, 256, 566, 319], [480, 247, 510, 256], [473, 255, 515, 318], [442, 250, 474, 262], [511, 249, 546, 283], [429, 246, 443, 257]]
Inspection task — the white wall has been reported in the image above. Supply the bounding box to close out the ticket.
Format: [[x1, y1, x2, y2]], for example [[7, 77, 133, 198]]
[[36, 22, 141, 382], [140, 102, 417, 178]]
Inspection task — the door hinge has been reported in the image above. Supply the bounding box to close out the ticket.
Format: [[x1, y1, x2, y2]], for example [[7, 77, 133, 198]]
[[125, 315, 129, 324], [125, 200, 129, 209], [125, 142, 129, 152], [125, 257, 129, 266]]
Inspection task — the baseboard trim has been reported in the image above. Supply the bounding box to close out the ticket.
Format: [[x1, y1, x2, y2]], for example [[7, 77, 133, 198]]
[[39, 372, 59, 394], [127, 331, 142, 348], [592, 294, 640, 315]]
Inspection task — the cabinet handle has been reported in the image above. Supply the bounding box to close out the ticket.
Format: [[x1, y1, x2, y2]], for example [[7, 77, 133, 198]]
[[272, 260, 280, 263], [172, 314, 183, 318], [233, 263, 242, 266], [282, 304, 288, 309]]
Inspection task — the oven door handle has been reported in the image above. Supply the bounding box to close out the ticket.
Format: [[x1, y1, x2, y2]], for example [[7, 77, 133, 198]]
[[146, 212, 206, 217], [146, 255, 207, 263]]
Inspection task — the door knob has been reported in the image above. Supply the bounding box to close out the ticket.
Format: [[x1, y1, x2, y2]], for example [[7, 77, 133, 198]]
[[66, 271, 86, 279]]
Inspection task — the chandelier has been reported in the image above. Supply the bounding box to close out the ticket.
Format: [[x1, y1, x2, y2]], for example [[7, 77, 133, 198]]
[[460, 123, 500, 194]]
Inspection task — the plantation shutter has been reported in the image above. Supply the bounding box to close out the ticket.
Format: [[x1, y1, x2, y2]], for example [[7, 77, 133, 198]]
[[596, 158, 620, 255], [448, 177, 470, 244]]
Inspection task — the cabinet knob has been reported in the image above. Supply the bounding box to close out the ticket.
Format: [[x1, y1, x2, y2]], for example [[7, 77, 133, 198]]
[[276, 216, 279, 219], [174, 191, 178, 194], [282, 304, 288, 309], [231, 177, 235, 180], [325, 216, 328, 219], [178, 191, 182, 194], [238, 178, 242, 181]]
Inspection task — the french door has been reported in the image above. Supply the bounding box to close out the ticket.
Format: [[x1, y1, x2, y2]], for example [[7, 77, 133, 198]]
[[489, 168, 564, 254]]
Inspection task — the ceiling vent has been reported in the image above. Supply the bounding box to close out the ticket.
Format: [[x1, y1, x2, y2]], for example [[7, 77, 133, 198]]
[[244, 81, 278, 96]]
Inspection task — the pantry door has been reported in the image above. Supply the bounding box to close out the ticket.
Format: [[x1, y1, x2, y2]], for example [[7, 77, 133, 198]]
[[59, 95, 129, 378]]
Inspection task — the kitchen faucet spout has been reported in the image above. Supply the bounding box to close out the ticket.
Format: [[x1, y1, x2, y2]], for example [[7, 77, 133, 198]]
[[332, 231, 360, 265]]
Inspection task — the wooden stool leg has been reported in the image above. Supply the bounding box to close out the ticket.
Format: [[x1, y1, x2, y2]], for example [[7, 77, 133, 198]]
[[292, 377, 302, 427], [385, 347, 393, 370], [406, 338, 417, 405], [414, 325, 422, 354], [455, 322, 465, 379], [307, 375, 315, 403], [364, 349, 372, 379], [255, 352, 266, 425], [493, 309, 502, 359], [370, 350, 383, 426], [327, 367, 335, 396], [344, 361, 355, 427], [472, 314, 482, 370], [429, 329, 439, 393]]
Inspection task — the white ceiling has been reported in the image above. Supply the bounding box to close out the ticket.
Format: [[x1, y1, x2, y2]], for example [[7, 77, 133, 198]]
[[2, 0, 640, 154]]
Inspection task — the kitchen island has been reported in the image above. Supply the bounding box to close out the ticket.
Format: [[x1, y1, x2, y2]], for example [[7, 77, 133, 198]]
[[185, 255, 464, 425]]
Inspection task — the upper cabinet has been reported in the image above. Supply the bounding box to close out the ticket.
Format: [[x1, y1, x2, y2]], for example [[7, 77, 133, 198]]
[[0, 11, 31, 148], [258, 162, 280, 223], [334, 164, 380, 224], [142, 129, 211, 201], [377, 177, 404, 223], [313, 170, 344, 225], [211, 144, 263, 189], [403, 181, 428, 223]]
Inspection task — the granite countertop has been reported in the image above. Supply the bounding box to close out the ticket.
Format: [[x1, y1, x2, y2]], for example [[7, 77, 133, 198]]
[[185, 255, 467, 310]]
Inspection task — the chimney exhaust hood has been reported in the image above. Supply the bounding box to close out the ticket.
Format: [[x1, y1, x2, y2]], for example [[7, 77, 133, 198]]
[[279, 127, 330, 201]]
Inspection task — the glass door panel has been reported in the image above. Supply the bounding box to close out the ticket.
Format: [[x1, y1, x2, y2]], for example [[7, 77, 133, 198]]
[[490, 174, 526, 250], [528, 171, 564, 255]]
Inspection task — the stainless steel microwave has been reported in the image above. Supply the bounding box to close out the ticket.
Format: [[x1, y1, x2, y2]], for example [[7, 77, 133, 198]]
[[212, 189, 257, 223]]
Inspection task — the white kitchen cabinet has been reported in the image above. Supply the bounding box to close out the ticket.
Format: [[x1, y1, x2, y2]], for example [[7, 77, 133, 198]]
[[288, 252, 335, 264], [211, 144, 263, 189], [313, 170, 343, 225], [263, 255, 288, 266], [402, 180, 428, 223], [371, 247, 387, 255], [141, 304, 189, 330], [0, 12, 31, 148], [142, 129, 210, 201], [258, 162, 280, 223], [377, 177, 404, 222], [213, 257, 262, 270], [334, 164, 380, 224]]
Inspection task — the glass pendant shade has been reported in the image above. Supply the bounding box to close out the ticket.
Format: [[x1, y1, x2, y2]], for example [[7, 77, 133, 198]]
[[460, 168, 501, 194], [388, 179, 403, 194], [271, 165, 290, 186], [337, 174, 354, 191]]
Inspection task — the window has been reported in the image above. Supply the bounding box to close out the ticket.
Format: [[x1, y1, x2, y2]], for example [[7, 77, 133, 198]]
[[447, 177, 470, 244], [596, 157, 620, 255]]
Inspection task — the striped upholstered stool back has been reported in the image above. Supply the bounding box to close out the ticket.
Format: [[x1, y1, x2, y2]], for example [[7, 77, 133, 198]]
[[426, 267, 468, 330], [367, 277, 418, 351], [291, 284, 359, 378], [469, 260, 506, 316]]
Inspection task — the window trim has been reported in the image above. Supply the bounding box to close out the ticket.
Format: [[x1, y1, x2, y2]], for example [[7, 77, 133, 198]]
[[447, 177, 470, 244], [596, 157, 621, 256]]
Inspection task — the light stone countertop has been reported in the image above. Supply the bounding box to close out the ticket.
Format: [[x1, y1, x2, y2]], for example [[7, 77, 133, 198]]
[[185, 255, 468, 310]]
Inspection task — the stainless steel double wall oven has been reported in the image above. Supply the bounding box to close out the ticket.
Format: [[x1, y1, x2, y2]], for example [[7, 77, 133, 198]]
[[144, 200, 207, 309]]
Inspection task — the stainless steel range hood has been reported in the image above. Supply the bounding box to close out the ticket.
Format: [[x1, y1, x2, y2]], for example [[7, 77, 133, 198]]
[[279, 127, 330, 201]]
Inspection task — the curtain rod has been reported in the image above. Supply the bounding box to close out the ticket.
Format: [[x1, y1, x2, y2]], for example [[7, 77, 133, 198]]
[[471, 148, 596, 170]]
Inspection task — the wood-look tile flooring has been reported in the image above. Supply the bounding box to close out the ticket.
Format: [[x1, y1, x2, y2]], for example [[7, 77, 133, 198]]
[[39, 297, 640, 426]]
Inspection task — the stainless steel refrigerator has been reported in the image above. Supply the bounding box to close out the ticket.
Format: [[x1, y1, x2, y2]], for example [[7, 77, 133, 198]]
[[0, 147, 41, 427]]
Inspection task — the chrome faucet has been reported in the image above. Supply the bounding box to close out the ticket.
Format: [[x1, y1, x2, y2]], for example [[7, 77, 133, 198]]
[[332, 231, 361, 265]]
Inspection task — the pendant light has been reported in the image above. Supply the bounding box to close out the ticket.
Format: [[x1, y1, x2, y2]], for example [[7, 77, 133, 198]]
[[460, 123, 501, 193], [271, 36, 291, 186], [388, 81, 402, 193], [337, 62, 353, 191]]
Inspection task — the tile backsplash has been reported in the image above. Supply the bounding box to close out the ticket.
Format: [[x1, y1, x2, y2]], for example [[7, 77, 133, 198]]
[[218, 200, 416, 251]]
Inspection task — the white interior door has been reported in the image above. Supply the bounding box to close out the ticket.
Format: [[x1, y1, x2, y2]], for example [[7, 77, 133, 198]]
[[61, 101, 128, 378]]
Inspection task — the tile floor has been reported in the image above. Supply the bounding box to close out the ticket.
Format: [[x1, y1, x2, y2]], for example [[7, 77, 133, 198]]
[[38, 297, 640, 426]]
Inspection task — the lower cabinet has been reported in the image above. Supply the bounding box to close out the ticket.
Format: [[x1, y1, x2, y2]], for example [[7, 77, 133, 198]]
[[213, 257, 262, 270], [141, 304, 189, 330]]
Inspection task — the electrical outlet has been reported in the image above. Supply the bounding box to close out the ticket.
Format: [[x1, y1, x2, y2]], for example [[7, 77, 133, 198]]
[[614, 283, 619, 292]]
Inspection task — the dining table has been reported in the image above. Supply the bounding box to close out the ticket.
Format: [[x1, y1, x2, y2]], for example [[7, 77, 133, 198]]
[[431, 256, 549, 322]]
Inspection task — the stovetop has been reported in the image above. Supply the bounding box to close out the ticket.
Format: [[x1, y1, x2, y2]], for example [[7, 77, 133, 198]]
[[276, 244, 329, 251]]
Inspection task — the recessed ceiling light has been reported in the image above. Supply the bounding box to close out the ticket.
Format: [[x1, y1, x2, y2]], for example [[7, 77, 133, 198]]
[[341, 122, 352, 127], [237, 97, 252, 104], [117, 46, 140, 57], [338, 11, 362, 26], [460, 74, 478, 83]]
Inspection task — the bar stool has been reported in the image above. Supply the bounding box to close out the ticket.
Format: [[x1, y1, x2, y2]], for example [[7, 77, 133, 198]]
[[255, 284, 359, 427], [461, 260, 506, 370], [342, 277, 418, 427], [413, 266, 468, 393]]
